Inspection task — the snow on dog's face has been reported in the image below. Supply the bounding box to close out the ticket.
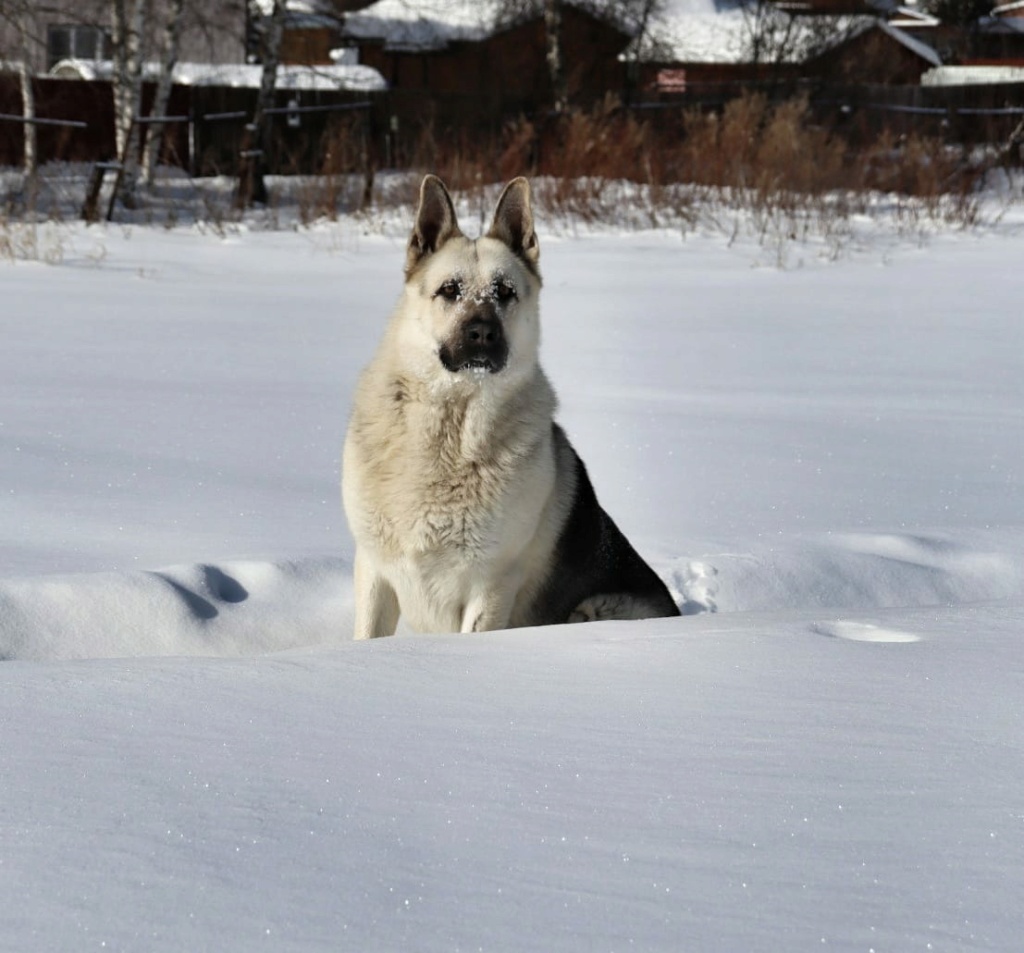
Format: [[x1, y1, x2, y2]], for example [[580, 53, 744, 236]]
[[397, 176, 542, 389]]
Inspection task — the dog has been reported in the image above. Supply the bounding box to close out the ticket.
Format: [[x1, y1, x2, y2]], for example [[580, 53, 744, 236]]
[[342, 175, 680, 638]]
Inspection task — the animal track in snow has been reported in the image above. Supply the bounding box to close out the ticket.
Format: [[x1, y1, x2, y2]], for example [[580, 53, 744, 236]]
[[812, 621, 921, 643]]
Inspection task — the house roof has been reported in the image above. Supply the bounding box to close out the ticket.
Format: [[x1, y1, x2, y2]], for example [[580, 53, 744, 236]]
[[250, 0, 340, 27], [341, 0, 499, 51], [49, 59, 387, 91], [874, 20, 941, 64], [630, 0, 940, 65], [922, 64, 1024, 83], [339, 0, 938, 68], [628, 0, 871, 65], [341, 0, 630, 53]]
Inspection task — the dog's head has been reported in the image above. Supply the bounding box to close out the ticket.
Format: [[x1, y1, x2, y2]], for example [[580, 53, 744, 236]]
[[395, 175, 542, 388]]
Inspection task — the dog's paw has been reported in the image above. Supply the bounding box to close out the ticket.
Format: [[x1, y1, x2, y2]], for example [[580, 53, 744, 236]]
[[568, 594, 661, 623]]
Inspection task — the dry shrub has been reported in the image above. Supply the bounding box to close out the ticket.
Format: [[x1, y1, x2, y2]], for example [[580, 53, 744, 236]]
[[511, 96, 657, 220], [679, 93, 845, 197], [295, 116, 374, 223], [859, 129, 981, 226]]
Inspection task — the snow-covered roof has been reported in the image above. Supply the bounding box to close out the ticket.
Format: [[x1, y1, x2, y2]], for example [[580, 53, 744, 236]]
[[982, 12, 1024, 34], [341, 0, 517, 52], [921, 64, 1024, 84], [631, 0, 939, 66], [48, 59, 387, 92], [250, 0, 339, 26], [629, 1, 870, 66], [642, 1, 751, 64], [991, 0, 1024, 14], [885, 5, 941, 28], [341, 0, 632, 53]]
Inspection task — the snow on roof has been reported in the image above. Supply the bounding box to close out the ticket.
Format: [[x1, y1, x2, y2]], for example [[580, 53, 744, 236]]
[[341, 0, 633, 53], [631, 2, 870, 65], [921, 64, 1024, 84], [886, 5, 941, 27], [341, 0, 510, 52], [991, 0, 1024, 13], [250, 0, 338, 23], [48, 59, 387, 92], [632, 2, 940, 65]]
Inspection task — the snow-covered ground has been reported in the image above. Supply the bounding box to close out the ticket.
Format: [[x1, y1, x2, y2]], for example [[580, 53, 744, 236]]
[[2, 202, 1023, 951]]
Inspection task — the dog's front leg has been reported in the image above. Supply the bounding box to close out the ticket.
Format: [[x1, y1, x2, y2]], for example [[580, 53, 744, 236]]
[[353, 552, 399, 639], [461, 588, 515, 634]]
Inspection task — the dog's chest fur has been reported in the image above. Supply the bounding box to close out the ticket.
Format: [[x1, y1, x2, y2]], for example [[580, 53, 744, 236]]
[[347, 370, 556, 566]]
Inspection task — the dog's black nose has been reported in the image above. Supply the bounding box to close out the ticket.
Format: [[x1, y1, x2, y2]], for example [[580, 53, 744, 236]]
[[440, 315, 508, 373], [463, 317, 502, 348]]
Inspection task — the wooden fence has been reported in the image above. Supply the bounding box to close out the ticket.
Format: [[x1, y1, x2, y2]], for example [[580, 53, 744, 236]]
[[2, 74, 1022, 174]]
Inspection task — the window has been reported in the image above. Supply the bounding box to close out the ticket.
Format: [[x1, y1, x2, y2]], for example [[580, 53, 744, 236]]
[[47, 24, 111, 69]]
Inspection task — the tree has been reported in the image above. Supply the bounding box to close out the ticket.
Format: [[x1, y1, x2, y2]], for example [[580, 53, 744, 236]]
[[141, 0, 185, 187], [0, 0, 44, 180], [494, 0, 669, 112], [543, 0, 568, 114], [921, 0, 990, 59], [739, 0, 862, 85], [235, 0, 287, 208], [13, 3, 37, 179], [110, 0, 150, 209]]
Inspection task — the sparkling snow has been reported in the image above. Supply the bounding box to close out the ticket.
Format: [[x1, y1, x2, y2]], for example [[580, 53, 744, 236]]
[[2, 200, 1023, 951]]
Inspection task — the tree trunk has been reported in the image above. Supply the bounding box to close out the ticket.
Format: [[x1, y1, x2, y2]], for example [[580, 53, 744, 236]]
[[111, 0, 149, 209], [141, 0, 185, 187], [16, 8, 37, 182], [544, 0, 568, 115], [235, 0, 286, 209]]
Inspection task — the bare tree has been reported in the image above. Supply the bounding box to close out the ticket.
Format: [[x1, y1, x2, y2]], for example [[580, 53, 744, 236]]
[[739, 0, 862, 84], [111, 0, 150, 208], [921, 0, 989, 58], [141, 0, 184, 187], [0, 1, 45, 179], [13, 3, 37, 179], [543, 0, 568, 114], [494, 0, 668, 112], [235, 0, 287, 208]]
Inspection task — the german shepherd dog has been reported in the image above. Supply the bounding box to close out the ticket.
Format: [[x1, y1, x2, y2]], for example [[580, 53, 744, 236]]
[[342, 176, 679, 638]]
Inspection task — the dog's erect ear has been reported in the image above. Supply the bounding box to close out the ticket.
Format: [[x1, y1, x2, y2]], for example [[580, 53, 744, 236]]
[[406, 175, 462, 277], [487, 177, 539, 268]]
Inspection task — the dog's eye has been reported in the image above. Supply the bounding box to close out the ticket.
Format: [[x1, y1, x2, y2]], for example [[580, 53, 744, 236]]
[[436, 280, 461, 302], [494, 280, 516, 302]]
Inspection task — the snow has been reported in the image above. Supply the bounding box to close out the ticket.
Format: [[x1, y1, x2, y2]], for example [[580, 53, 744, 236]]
[[342, 0, 512, 52], [48, 59, 387, 92], [922, 64, 1024, 85], [2, 194, 1024, 950]]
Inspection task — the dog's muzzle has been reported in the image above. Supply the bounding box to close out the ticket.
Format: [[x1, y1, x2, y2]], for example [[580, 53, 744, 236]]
[[439, 316, 508, 374]]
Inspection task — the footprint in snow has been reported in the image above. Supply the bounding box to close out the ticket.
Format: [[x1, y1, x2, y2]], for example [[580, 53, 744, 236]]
[[812, 621, 921, 643]]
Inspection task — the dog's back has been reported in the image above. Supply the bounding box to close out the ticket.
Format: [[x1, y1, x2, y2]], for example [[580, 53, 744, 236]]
[[523, 425, 680, 626]]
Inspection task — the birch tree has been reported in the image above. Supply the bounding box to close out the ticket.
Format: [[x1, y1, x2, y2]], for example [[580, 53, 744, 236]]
[[141, 0, 184, 186], [0, 1, 39, 179], [14, 3, 37, 180], [111, 0, 150, 208]]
